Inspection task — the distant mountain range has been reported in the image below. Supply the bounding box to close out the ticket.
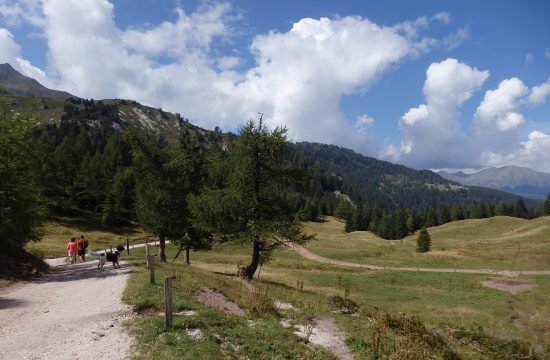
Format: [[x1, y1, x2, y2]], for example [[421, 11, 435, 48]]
[[439, 166, 550, 200], [0, 63, 75, 100], [0, 63, 533, 210]]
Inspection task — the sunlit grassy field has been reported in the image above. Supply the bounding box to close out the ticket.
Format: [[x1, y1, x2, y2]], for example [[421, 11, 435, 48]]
[[30, 216, 550, 358], [26, 217, 150, 258], [303, 216, 550, 270]]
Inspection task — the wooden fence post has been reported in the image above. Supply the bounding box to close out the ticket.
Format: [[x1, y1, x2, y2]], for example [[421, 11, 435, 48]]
[[145, 244, 151, 268], [164, 276, 173, 329], [126, 238, 130, 255], [149, 255, 155, 284]]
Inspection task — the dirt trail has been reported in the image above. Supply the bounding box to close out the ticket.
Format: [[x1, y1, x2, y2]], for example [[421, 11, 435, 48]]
[[0, 258, 134, 360], [289, 243, 550, 276]]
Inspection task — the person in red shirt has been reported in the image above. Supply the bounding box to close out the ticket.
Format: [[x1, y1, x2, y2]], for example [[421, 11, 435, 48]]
[[76, 235, 87, 262], [67, 238, 78, 264]]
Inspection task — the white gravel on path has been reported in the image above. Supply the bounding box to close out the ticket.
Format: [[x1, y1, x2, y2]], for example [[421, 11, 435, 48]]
[[0, 258, 134, 360]]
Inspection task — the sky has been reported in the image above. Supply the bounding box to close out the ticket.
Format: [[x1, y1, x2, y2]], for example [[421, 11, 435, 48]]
[[1, 0, 549, 172]]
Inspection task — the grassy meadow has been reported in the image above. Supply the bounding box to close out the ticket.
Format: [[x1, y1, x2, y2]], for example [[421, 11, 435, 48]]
[[26, 216, 150, 259], [27, 215, 550, 359], [304, 216, 550, 270]]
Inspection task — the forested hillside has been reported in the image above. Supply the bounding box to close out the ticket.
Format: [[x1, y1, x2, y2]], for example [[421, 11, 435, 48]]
[[289, 142, 522, 210], [1, 91, 545, 246]]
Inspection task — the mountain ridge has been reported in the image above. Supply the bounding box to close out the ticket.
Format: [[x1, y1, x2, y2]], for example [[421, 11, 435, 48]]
[[439, 166, 550, 200], [0, 64, 532, 210], [0, 63, 75, 100]]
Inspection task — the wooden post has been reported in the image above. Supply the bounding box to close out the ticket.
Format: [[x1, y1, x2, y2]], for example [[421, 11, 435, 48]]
[[149, 255, 155, 284], [164, 276, 173, 329], [126, 238, 130, 255], [110, 245, 113, 253], [145, 244, 151, 268]]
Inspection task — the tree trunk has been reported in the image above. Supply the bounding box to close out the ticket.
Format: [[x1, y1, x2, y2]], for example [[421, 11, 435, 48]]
[[159, 233, 166, 262], [243, 240, 261, 279], [183, 245, 190, 265]]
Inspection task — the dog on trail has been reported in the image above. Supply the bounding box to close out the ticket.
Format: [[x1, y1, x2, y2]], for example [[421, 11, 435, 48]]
[[89, 246, 124, 270]]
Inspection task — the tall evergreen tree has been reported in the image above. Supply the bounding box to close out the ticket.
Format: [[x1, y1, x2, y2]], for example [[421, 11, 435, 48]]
[[190, 119, 312, 279], [0, 99, 44, 248], [394, 207, 408, 239], [543, 194, 550, 216], [439, 205, 451, 224], [416, 228, 431, 253], [128, 128, 198, 262], [514, 198, 529, 219], [424, 207, 438, 228]]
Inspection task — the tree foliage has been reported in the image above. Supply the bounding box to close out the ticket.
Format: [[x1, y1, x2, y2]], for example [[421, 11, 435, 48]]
[[416, 228, 431, 253], [190, 118, 312, 279], [0, 99, 44, 248], [128, 128, 199, 262]]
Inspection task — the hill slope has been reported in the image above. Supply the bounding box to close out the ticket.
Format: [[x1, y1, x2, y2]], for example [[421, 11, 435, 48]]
[[1, 64, 527, 212], [304, 215, 550, 270], [292, 142, 522, 210]]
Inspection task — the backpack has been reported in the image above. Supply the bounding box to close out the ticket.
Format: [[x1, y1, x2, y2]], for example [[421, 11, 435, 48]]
[[83, 239, 89, 248]]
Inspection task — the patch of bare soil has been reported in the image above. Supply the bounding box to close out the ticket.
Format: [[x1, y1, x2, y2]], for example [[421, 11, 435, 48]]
[[481, 278, 536, 294], [294, 316, 354, 360], [196, 287, 245, 316]]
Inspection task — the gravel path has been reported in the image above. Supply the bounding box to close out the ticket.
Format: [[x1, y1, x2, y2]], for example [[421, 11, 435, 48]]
[[0, 258, 134, 360], [288, 243, 550, 276]]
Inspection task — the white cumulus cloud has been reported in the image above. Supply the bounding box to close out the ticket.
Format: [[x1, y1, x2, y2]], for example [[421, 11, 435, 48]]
[[3, 0, 444, 156], [384, 58, 489, 168], [474, 77, 529, 132], [0, 27, 49, 83], [481, 131, 550, 172], [527, 78, 550, 105]]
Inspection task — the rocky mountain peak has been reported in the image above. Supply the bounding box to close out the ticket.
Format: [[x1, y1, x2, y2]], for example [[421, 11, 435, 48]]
[[0, 63, 76, 100]]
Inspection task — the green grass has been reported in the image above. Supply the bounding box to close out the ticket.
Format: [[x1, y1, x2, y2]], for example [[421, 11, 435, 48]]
[[303, 216, 550, 270], [122, 247, 336, 359], [27, 217, 550, 358], [26, 216, 149, 258]]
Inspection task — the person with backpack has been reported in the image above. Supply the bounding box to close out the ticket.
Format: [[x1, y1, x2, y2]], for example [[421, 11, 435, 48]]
[[76, 235, 89, 262]]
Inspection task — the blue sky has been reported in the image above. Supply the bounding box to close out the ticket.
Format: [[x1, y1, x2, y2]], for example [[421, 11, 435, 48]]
[[0, 0, 549, 172]]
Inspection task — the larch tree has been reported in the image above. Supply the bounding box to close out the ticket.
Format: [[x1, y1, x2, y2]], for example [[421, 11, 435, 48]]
[[128, 128, 197, 262], [190, 118, 312, 279]]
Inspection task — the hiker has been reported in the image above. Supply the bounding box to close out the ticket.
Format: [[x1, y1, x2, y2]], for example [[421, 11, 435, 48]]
[[67, 238, 78, 264], [76, 235, 89, 262]]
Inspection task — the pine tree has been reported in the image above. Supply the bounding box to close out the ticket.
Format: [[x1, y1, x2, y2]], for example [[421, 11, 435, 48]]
[[450, 204, 465, 221], [416, 228, 431, 253], [0, 99, 44, 248], [424, 207, 438, 227], [439, 205, 451, 224], [514, 198, 529, 219], [395, 207, 408, 239], [543, 194, 550, 216], [128, 128, 199, 262], [190, 118, 312, 279]]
